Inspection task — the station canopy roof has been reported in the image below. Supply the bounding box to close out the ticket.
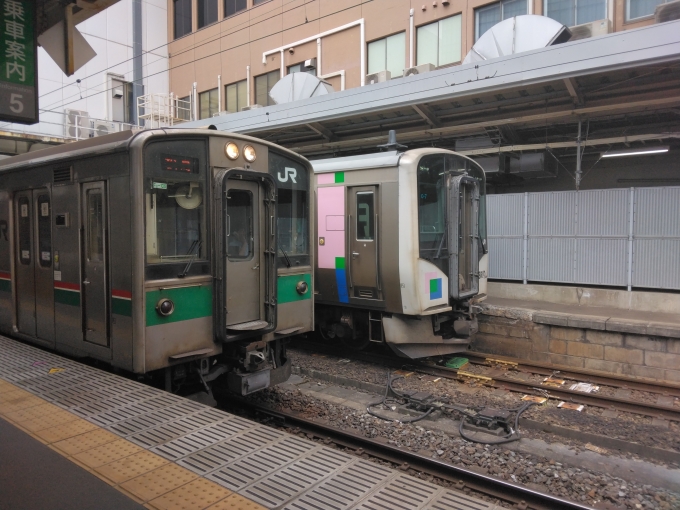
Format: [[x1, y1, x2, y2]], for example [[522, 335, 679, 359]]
[[182, 20, 680, 164]]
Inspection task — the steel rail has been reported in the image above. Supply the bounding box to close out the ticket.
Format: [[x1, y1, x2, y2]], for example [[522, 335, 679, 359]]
[[239, 400, 594, 510], [290, 340, 680, 421], [464, 351, 680, 398]]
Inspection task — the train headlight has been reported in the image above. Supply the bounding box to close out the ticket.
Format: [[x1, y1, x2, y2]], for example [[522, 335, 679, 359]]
[[243, 145, 256, 162], [156, 298, 175, 316], [225, 142, 239, 160], [296, 281, 309, 295]]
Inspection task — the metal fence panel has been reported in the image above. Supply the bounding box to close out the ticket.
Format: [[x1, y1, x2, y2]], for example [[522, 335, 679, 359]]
[[487, 186, 680, 291], [488, 238, 523, 280], [528, 191, 576, 236], [487, 193, 524, 236], [633, 239, 680, 290], [577, 189, 628, 237], [575, 238, 628, 286], [527, 238, 574, 283]]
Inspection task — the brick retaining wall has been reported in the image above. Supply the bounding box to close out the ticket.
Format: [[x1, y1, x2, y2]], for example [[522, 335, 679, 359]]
[[470, 306, 680, 383]]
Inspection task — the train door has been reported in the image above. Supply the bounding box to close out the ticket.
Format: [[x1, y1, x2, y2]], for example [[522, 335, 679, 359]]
[[347, 186, 380, 299], [14, 189, 55, 343], [225, 179, 261, 327], [81, 182, 108, 346]]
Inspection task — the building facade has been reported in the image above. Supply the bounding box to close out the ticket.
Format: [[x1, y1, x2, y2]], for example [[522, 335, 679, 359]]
[[167, 0, 672, 118], [0, 0, 169, 157]]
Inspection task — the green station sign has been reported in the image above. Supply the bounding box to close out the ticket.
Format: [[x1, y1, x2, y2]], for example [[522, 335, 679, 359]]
[[0, 0, 37, 124]]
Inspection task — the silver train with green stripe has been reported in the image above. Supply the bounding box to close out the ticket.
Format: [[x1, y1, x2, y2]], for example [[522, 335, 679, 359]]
[[0, 129, 314, 395]]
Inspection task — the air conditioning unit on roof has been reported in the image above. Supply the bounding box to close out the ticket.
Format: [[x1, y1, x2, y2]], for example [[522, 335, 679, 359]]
[[403, 63, 436, 77], [93, 121, 122, 137], [365, 70, 391, 85], [241, 104, 263, 111], [569, 19, 611, 41], [656, 0, 680, 22], [64, 109, 89, 140]]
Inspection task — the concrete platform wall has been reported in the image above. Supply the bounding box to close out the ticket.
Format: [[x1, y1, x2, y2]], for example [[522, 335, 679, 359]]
[[471, 307, 680, 384]]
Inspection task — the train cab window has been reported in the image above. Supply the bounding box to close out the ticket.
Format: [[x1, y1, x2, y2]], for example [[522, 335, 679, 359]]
[[17, 196, 31, 265], [356, 192, 375, 240], [227, 190, 253, 260], [269, 152, 309, 267], [144, 139, 209, 279], [37, 194, 52, 267], [417, 155, 447, 261]]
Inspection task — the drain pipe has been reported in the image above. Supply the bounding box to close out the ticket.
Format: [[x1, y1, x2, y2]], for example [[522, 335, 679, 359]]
[[217, 74, 221, 112], [409, 8, 415, 68], [192, 82, 197, 121], [246, 65, 251, 106], [317, 38, 321, 74], [360, 19, 365, 86], [280, 49, 285, 78]]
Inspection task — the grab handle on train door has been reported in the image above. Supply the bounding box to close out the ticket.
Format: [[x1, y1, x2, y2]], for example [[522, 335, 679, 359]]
[[226, 215, 230, 237], [347, 214, 352, 288], [375, 213, 380, 291]]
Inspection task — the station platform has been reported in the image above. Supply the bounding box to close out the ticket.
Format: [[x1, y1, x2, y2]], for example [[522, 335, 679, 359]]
[[0, 335, 496, 510], [471, 284, 680, 383]]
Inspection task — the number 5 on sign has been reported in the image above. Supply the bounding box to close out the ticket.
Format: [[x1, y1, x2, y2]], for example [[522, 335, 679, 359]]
[[10, 93, 23, 113]]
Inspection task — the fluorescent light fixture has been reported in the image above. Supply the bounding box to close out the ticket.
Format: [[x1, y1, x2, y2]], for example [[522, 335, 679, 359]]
[[601, 146, 669, 158]]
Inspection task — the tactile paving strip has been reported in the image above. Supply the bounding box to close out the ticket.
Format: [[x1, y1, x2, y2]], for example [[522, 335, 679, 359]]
[[0, 335, 499, 510]]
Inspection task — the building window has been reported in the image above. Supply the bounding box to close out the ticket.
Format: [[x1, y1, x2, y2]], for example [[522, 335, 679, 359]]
[[475, 0, 527, 41], [199, 88, 219, 119], [368, 32, 405, 77], [254, 70, 279, 106], [225, 80, 247, 113], [545, 0, 606, 26], [288, 62, 317, 76], [177, 95, 192, 120], [174, 0, 192, 39], [253, 0, 269, 5], [416, 16, 462, 68], [198, 0, 218, 28], [626, 0, 666, 19], [225, 0, 247, 17]]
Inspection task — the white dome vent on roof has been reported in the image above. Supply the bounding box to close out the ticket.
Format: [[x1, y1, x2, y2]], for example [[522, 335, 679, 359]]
[[269, 73, 335, 105], [463, 15, 571, 65]]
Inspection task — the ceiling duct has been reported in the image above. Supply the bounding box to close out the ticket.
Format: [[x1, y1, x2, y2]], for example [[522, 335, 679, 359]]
[[269, 73, 334, 105], [463, 15, 571, 65], [508, 152, 558, 178]]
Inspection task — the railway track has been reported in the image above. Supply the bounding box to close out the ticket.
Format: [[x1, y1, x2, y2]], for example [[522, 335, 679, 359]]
[[291, 339, 680, 422], [236, 398, 595, 510]]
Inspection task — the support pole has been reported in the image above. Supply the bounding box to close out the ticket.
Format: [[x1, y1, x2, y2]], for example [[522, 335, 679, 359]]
[[575, 119, 583, 190], [132, 0, 143, 125]]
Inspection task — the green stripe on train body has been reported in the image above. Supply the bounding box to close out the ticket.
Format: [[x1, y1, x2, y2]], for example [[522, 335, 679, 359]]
[[54, 288, 80, 307], [277, 273, 312, 304], [112, 298, 133, 317], [145, 284, 213, 327]]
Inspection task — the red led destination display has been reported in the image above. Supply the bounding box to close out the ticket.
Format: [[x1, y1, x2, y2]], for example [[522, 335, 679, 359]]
[[161, 154, 198, 173]]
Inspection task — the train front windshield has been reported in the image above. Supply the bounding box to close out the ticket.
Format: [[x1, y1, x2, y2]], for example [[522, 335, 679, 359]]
[[269, 152, 310, 268], [417, 154, 487, 266]]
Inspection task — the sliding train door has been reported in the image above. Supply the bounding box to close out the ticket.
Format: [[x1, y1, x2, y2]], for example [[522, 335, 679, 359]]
[[347, 186, 381, 300], [81, 182, 109, 346], [14, 189, 55, 345]]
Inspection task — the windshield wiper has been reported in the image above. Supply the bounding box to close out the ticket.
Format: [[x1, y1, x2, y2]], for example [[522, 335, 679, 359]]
[[179, 240, 202, 278], [279, 247, 291, 268]]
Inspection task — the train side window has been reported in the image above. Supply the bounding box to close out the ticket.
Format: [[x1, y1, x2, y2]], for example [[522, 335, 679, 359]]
[[86, 190, 104, 262], [18, 196, 30, 265], [37, 194, 51, 268], [356, 192, 374, 241]]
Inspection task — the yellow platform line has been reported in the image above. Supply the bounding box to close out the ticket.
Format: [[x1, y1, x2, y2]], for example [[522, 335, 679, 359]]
[[0, 377, 265, 510]]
